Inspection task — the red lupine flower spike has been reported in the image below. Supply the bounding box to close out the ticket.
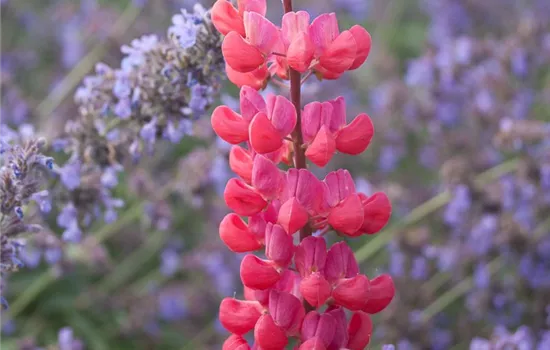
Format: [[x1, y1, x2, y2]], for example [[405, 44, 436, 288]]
[[223, 334, 252, 350], [219, 297, 263, 335], [361, 274, 395, 314], [346, 311, 373, 350], [240, 254, 281, 290]]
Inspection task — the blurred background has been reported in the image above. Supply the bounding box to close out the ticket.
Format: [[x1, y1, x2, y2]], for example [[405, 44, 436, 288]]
[[1, 0, 550, 349]]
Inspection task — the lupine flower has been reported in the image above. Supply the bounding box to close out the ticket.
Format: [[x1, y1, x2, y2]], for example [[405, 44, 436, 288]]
[[211, 1, 394, 347]]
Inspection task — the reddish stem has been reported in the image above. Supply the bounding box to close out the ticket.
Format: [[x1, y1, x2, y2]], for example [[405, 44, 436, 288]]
[[283, 0, 312, 242]]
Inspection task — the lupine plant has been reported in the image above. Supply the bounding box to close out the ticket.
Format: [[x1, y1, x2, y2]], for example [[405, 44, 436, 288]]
[[209, 0, 395, 348]]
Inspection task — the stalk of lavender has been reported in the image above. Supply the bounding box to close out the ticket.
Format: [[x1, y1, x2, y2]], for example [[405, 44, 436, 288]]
[[50, 4, 224, 242], [0, 126, 55, 309]]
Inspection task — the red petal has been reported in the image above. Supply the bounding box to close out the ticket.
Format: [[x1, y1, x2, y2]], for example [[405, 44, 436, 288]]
[[243, 11, 281, 55], [265, 223, 294, 267], [240, 85, 266, 122], [287, 32, 315, 73], [219, 213, 262, 252], [219, 297, 262, 335], [298, 337, 327, 350], [211, 106, 249, 144], [249, 112, 284, 154], [266, 95, 297, 137], [324, 242, 359, 283], [361, 274, 395, 314], [252, 155, 284, 199], [269, 290, 305, 334], [319, 30, 357, 73], [308, 13, 339, 54], [300, 311, 336, 347], [332, 274, 371, 311], [224, 178, 267, 216], [294, 236, 327, 277], [336, 113, 374, 155], [226, 63, 269, 90], [346, 311, 373, 350], [254, 314, 288, 350], [229, 145, 254, 183], [299, 273, 331, 308], [348, 25, 371, 70], [212, 0, 246, 36], [240, 254, 281, 290], [305, 125, 336, 167], [222, 31, 265, 73], [328, 193, 364, 235], [360, 192, 392, 234], [223, 334, 251, 350], [278, 197, 309, 235], [237, 0, 267, 16]]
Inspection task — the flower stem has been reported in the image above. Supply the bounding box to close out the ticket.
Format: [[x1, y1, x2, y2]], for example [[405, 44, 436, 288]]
[[283, 0, 312, 242]]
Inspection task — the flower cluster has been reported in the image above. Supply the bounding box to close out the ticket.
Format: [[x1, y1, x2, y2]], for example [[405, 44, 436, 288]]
[[17, 327, 83, 350], [210, 0, 394, 348], [0, 125, 54, 308], [49, 4, 225, 242]]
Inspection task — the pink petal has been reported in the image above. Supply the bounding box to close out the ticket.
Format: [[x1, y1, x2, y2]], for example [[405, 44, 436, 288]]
[[212, 0, 245, 36], [240, 85, 267, 122], [265, 223, 294, 267], [211, 105, 249, 144], [278, 197, 309, 235], [252, 155, 284, 199], [281, 11, 311, 46], [269, 290, 305, 334], [336, 113, 374, 155], [240, 254, 281, 290], [360, 192, 392, 234], [319, 30, 357, 73], [224, 178, 267, 216], [294, 236, 327, 277], [254, 314, 288, 349], [219, 213, 262, 252], [219, 297, 262, 335], [243, 11, 281, 55], [226, 63, 269, 90], [327, 96, 347, 133], [299, 273, 331, 308], [223, 31, 265, 73], [332, 274, 371, 310], [305, 125, 336, 167], [266, 94, 297, 137], [348, 25, 372, 70], [328, 193, 364, 235], [249, 112, 284, 154], [308, 13, 339, 55], [324, 242, 359, 283], [229, 145, 254, 183], [287, 32, 315, 73], [301, 101, 334, 143], [301, 311, 336, 346], [223, 334, 251, 350], [361, 274, 395, 314], [282, 169, 325, 214], [237, 0, 267, 16], [346, 311, 373, 350], [323, 169, 356, 206]]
